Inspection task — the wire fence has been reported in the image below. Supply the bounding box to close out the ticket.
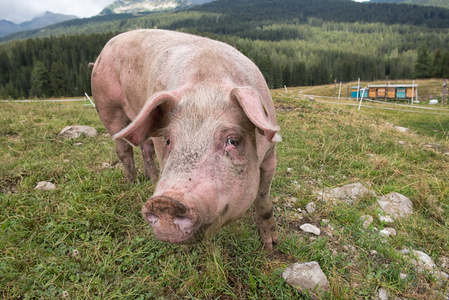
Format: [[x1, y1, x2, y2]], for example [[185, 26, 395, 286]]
[[301, 94, 449, 116], [3, 93, 96, 107]]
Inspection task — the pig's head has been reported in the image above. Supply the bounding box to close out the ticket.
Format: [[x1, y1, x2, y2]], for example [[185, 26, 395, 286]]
[[114, 86, 280, 244]]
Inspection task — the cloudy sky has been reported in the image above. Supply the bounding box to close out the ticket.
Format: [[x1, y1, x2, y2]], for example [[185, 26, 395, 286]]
[[0, 0, 115, 24], [1, 0, 371, 24]]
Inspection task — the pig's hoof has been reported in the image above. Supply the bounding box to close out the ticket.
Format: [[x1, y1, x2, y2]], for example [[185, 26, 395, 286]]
[[261, 233, 279, 251]]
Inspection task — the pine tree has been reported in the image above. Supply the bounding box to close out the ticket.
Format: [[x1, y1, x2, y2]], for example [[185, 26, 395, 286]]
[[432, 48, 443, 78], [415, 44, 432, 78], [29, 61, 49, 98]]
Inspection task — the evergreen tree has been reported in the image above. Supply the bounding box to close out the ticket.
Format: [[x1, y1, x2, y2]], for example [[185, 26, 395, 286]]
[[29, 61, 49, 98], [432, 48, 443, 78], [415, 44, 432, 78], [50, 61, 71, 97]]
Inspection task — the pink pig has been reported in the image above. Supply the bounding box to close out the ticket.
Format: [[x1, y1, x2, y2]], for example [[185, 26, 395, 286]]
[[90, 29, 281, 250]]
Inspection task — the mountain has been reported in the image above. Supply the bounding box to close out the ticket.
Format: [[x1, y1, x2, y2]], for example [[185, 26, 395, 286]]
[[368, 0, 449, 9], [100, 0, 215, 15], [0, 11, 78, 37]]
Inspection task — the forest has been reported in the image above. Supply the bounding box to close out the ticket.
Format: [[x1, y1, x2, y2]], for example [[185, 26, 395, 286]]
[[1, 0, 449, 99]]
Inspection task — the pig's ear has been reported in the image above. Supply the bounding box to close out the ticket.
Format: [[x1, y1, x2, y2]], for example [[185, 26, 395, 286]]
[[113, 91, 178, 146], [231, 87, 281, 143]]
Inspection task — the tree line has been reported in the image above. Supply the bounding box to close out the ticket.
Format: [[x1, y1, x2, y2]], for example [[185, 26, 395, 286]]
[[0, 33, 114, 99]]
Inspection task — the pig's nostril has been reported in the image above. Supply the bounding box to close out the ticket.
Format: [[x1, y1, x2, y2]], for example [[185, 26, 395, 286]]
[[174, 215, 193, 228], [145, 213, 158, 224]]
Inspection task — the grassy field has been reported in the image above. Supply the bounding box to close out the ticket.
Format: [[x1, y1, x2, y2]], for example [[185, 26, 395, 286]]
[[1, 82, 449, 299]]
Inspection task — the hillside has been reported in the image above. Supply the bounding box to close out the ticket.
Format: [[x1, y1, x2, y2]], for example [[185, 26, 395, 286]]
[[369, 0, 449, 10], [1, 0, 449, 99], [1, 0, 449, 43]]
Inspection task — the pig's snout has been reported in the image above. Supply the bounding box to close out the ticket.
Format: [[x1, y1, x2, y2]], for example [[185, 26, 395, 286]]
[[142, 195, 198, 244]]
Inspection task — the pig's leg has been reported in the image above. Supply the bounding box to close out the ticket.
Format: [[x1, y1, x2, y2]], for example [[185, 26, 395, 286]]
[[255, 150, 278, 251], [115, 138, 137, 183], [140, 138, 159, 182]]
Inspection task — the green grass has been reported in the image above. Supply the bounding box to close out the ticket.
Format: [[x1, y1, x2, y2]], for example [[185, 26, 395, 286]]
[[1, 91, 449, 299]]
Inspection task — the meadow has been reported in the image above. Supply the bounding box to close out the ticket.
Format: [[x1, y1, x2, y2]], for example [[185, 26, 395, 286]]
[[1, 83, 448, 299]]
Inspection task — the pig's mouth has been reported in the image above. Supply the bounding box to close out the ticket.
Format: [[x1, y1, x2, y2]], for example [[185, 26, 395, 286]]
[[142, 195, 210, 244]]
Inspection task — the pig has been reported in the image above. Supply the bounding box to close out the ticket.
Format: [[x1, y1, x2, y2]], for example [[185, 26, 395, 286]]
[[90, 29, 281, 250]]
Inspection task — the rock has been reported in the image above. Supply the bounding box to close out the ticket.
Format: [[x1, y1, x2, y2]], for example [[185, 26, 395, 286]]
[[102, 162, 112, 169], [379, 228, 396, 238], [300, 224, 321, 236], [305, 202, 316, 214], [377, 287, 389, 300], [394, 126, 409, 133], [282, 261, 330, 299], [398, 249, 410, 255], [316, 182, 376, 203], [59, 125, 98, 139], [379, 215, 394, 223], [361, 215, 373, 228], [35, 181, 56, 191], [400, 273, 407, 279], [411, 250, 436, 272], [377, 192, 413, 219]]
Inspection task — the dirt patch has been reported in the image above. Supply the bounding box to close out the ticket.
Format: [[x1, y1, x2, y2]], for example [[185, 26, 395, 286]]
[[0, 177, 19, 194]]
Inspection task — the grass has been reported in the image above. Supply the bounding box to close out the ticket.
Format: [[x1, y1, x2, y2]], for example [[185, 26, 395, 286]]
[[1, 81, 449, 299]]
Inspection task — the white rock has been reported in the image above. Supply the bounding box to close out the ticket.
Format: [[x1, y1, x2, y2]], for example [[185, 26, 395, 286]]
[[102, 162, 112, 169], [400, 273, 407, 279], [377, 287, 389, 300], [377, 192, 413, 219], [306, 202, 316, 214], [300, 224, 321, 236], [394, 126, 409, 133], [282, 261, 330, 299], [316, 182, 376, 203], [379, 215, 394, 223], [288, 197, 298, 204], [35, 181, 56, 191], [398, 249, 410, 255], [411, 250, 436, 272], [59, 125, 98, 139], [379, 228, 396, 237], [361, 215, 373, 228]]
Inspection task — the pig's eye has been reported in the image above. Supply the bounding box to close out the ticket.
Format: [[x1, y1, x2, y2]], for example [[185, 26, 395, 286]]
[[226, 137, 239, 147], [165, 138, 171, 147]]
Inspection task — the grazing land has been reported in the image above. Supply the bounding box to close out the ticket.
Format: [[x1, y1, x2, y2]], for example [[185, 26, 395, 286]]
[[1, 83, 448, 299]]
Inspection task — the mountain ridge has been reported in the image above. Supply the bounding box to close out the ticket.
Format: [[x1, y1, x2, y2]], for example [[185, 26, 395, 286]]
[[0, 11, 78, 38], [99, 0, 215, 15]]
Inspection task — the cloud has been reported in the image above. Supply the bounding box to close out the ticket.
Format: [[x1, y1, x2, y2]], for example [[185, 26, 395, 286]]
[[0, 0, 114, 24]]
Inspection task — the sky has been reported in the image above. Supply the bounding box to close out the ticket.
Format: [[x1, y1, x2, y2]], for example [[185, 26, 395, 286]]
[[0, 0, 115, 24], [1, 0, 371, 24]]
